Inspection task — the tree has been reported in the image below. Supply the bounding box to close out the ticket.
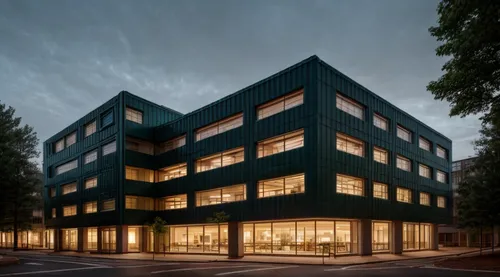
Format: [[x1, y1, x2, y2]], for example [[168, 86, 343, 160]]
[[427, 0, 500, 119], [0, 102, 42, 250], [148, 216, 167, 260], [206, 211, 230, 224]]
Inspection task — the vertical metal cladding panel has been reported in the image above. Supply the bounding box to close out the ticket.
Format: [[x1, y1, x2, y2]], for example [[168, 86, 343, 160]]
[[316, 60, 452, 224], [150, 57, 318, 225]]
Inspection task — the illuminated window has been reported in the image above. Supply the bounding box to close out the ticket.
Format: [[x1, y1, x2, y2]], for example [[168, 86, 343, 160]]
[[397, 125, 412, 143], [50, 187, 56, 197], [55, 159, 78, 175], [419, 137, 431, 151], [258, 174, 305, 198], [86, 228, 98, 250], [61, 182, 77, 195], [65, 132, 77, 147], [84, 150, 97, 164], [336, 133, 364, 157], [63, 205, 77, 217], [85, 121, 96, 137], [126, 107, 143, 124], [196, 184, 246, 206], [336, 93, 364, 120], [195, 147, 244, 173], [157, 135, 186, 154], [195, 113, 243, 141], [102, 140, 116, 156], [437, 146, 447, 159], [420, 192, 430, 206], [373, 114, 388, 131], [396, 155, 411, 172], [157, 163, 187, 181], [51, 208, 56, 218], [257, 129, 304, 158], [84, 177, 97, 189], [336, 174, 364, 196], [125, 166, 154, 182], [126, 137, 154, 155], [54, 139, 64, 153], [101, 199, 115, 212], [373, 147, 388, 164], [419, 164, 431, 178], [125, 196, 154, 210], [161, 194, 187, 210], [437, 170, 447, 183], [84, 201, 97, 214], [396, 187, 412, 203], [373, 182, 388, 200], [257, 89, 304, 120], [437, 196, 446, 208]]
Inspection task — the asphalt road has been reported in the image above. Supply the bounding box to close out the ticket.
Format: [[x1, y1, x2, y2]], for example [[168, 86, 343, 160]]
[[0, 254, 496, 276]]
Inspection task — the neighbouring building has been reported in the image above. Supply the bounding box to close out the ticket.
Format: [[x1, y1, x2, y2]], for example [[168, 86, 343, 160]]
[[438, 157, 498, 247], [42, 56, 452, 256]]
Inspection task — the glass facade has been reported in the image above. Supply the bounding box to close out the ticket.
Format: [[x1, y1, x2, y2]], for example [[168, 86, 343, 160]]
[[372, 222, 390, 251], [403, 223, 431, 250], [61, 229, 78, 250], [167, 224, 228, 254], [102, 227, 116, 252], [128, 227, 141, 252]]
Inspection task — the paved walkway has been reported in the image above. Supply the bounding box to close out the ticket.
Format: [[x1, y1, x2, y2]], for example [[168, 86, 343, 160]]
[[0, 247, 479, 265]]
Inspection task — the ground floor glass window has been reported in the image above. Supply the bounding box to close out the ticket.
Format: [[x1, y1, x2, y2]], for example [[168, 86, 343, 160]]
[[403, 223, 431, 250], [372, 222, 390, 251]]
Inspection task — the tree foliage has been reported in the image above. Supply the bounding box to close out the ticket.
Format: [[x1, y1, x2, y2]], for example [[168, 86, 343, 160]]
[[148, 216, 167, 259], [0, 102, 42, 248], [206, 211, 230, 224], [428, 0, 500, 118]]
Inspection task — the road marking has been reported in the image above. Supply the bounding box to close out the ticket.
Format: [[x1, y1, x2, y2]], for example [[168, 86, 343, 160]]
[[215, 265, 299, 276], [424, 266, 500, 274], [116, 263, 179, 268], [151, 265, 262, 274], [325, 266, 410, 271], [0, 267, 107, 276], [23, 263, 43, 266], [18, 258, 110, 268]]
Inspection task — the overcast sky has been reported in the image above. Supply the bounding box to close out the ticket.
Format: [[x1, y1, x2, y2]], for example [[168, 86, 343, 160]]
[[0, 0, 480, 166]]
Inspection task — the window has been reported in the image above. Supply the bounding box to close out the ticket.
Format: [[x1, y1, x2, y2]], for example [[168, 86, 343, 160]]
[[50, 187, 56, 197], [397, 125, 412, 142], [63, 205, 77, 217], [125, 166, 154, 182], [257, 89, 304, 120], [420, 192, 430, 206], [161, 194, 187, 210], [101, 111, 113, 128], [257, 129, 304, 158], [85, 121, 96, 137], [101, 199, 115, 212], [61, 182, 77, 195], [373, 114, 388, 131], [195, 113, 243, 142], [336, 133, 364, 157], [437, 146, 447, 159], [126, 137, 154, 155], [102, 140, 116, 156], [336, 93, 364, 120], [157, 135, 186, 154], [419, 164, 431, 178], [55, 159, 78, 176], [437, 170, 447, 183], [257, 174, 305, 198], [336, 174, 364, 196], [84, 177, 97, 189], [373, 182, 388, 200], [84, 201, 97, 214], [54, 139, 64, 153], [373, 147, 388, 164], [157, 163, 187, 181], [65, 132, 77, 147], [125, 196, 154, 210], [419, 137, 431, 151], [396, 187, 412, 203], [452, 162, 461, 172], [196, 184, 247, 207], [437, 196, 446, 208], [84, 150, 97, 164], [51, 208, 56, 218], [396, 155, 411, 172], [195, 147, 244, 173], [126, 107, 143, 124]]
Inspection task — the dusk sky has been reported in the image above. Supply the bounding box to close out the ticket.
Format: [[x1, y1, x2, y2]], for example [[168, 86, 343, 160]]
[[0, 0, 481, 166]]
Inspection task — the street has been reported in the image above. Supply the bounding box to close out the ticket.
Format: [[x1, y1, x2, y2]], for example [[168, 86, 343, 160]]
[[0, 254, 497, 277]]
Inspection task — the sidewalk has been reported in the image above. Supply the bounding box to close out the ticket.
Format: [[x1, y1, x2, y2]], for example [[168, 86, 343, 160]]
[[0, 255, 19, 267], [1, 247, 479, 266]]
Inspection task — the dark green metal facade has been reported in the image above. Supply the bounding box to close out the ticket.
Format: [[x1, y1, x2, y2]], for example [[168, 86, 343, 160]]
[[44, 56, 452, 230]]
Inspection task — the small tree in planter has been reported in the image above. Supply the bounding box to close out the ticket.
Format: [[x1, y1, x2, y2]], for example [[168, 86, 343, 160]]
[[148, 216, 167, 260], [206, 211, 230, 251]]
